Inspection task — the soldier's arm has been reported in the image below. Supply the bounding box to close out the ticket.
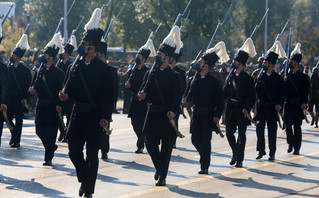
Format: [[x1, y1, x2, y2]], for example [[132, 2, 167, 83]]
[[244, 76, 256, 112], [102, 67, 114, 122], [0, 63, 9, 105], [214, 80, 224, 119], [170, 73, 182, 115]]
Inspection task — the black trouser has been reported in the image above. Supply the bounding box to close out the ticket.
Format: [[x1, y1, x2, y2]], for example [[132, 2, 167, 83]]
[[35, 121, 58, 162], [100, 132, 110, 156], [0, 116, 4, 145], [131, 114, 146, 149], [8, 109, 24, 144], [67, 112, 102, 195], [256, 119, 277, 157], [285, 118, 302, 152], [145, 113, 175, 180], [226, 123, 247, 163]]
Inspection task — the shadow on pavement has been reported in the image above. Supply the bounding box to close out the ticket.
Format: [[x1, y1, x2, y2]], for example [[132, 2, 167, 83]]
[[167, 184, 222, 198]]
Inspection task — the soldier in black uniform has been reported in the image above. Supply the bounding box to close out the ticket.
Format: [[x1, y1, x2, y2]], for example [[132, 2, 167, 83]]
[[254, 48, 285, 161], [183, 42, 227, 174], [125, 39, 154, 153], [56, 35, 77, 142], [308, 67, 319, 127], [59, 8, 114, 198], [169, 48, 186, 149], [138, 26, 182, 186], [224, 39, 256, 168], [29, 33, 64, 166], [283, 43, 310, 155], [0, 33, 10, 146], [96, 40, 111, 160], [7, 34, 32, 148]]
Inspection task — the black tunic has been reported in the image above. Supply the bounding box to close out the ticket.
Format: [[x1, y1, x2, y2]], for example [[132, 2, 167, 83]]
[[224, 70, 256, 125], [31, 64, 64, 123], [127, 65, 149, 117], [254, 71, 285, 121], [56, 59, 72, 75], [283, 70, 310, 120], [0, 61, 9, 105]]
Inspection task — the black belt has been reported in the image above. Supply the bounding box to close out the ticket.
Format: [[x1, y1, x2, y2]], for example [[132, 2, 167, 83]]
[[258, 100, 276, 107], [193, 106, 212, 115], [227, 98, 242, 106], [38, 99, 54, 106], [148, 104, 170, 114]]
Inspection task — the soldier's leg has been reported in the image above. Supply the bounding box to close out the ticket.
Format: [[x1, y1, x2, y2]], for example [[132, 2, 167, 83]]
[[85, 136, 100, 195], [267, 119, 278, 157], [226, 124, 237, 160], [0, 119, 3, 146], [285, 119, 294, 150], [256, 120, 266, 154], [12, 111, 23, 145], [308, 99, 315, 125], [293, 119, 302, 153], [44, 122, 58, 162], [100, 132, 108, 158], [131, 115, 145, 150], [172, 114, 180, 148], [158, 133, 174, 180], [68, 134, 87, 184], [236, 124, 247, 163], [145, 131, 161, 175]]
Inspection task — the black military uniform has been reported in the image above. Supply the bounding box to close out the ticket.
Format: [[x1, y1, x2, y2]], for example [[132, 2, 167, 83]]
[[140, 26, 182, 186], [127, 65, 149, 152], [63, 22, 114, 196], [56, 42, 75, 141], [0, 60, 9, 146], [254, 51, 284, 160], [7, 62, 32, 147], [224, 50, 256, 167], [308, 68, 319, 127], [31, 43, 64, 165], [284, 47, 310, 155]]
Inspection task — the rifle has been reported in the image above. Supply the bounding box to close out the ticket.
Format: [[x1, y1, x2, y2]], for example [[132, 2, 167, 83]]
[[172, 0, 192, 28], [103, 5, 125, 40], [274, 20, 289, 43], [24, 12, 40, 34], [180, 10, 190, 32], [2, 111, 13, 130], [67, 16, 85, 44], [101, 0, 113, 12], [1, 3, 14, 25], [284, 27, 292, 80], [54, 17, 65, 34], [66, 0, 76, 18], [249, 8, 269, 39]]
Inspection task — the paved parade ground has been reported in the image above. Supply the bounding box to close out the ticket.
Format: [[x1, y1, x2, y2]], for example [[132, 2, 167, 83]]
[[1, 105, 319, 198]]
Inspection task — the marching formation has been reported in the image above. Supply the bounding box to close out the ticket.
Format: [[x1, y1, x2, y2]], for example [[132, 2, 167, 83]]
[[0, 2, 317, 198]]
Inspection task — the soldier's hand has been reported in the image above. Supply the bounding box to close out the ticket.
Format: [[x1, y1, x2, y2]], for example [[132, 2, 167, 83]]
[[56, 105, 62, 113], [21, 99, 27, 105], [29, 87, 36, 95], [100, 119, 109, 128], [167, 111, 176, 120], [0, 104, 7, 112], [138, 91, 146, 100], [275, 105, 281, 112], [242, 109, 248, 115], [125, 82, 131, 89], [213, 117, 219, 123], [59, 90, 69, 102], [301, 103, 307, 110]]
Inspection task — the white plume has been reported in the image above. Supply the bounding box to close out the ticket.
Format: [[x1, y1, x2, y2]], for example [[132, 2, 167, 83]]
[[15, 34, 30, 50], [45, 33, 64, 54], [69, 35, 77, 51], [140, 39, 156, 57], [239, 38, 257, 58], [84, 8, 102, 31], [205, 41, 230, 63], [162, 26, 183, 49], [268, 40, 286, 58], [291, 43, 301, 56]]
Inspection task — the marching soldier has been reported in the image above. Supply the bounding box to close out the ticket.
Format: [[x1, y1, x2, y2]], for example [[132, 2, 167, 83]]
[[251, 57, 264, 81], [183, 41, 227, 174], [7, 34, 32, 148], [254, 41, 285, 161], [125, 39, 154, 153], [224, 38, 256, 167], [59, 8, 114, 197], [0, 28, 10, 146], [56, 35, 77, 142], [284, 43, 310, 155], [138, 26, 182, 186], [169, 48, 186, 148], [29, 33, 64, 165]]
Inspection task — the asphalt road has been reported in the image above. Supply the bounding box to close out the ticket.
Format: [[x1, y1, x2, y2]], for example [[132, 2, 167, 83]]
[[1, 106, 319, 198]]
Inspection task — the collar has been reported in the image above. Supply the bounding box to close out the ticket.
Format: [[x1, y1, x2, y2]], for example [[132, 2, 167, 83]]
[[85, 62, 90, 66]]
